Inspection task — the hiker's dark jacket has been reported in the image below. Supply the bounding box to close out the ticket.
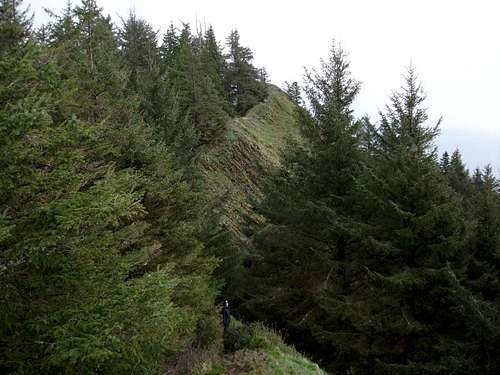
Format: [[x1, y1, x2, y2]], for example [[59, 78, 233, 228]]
[[222, 306, 230, 330]]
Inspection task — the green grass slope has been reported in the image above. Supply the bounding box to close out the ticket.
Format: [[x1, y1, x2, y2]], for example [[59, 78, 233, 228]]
[[221, 321, 327, 375], [200, 85, 302, 243], [167, 320, 327, 375]]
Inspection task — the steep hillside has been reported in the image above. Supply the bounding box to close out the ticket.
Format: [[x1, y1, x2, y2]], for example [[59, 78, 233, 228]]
[[191, 86, 327, 374], [200, 85, 302, 243]]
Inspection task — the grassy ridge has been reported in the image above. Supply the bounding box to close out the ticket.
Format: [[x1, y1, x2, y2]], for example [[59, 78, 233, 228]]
[[200, 85, 302, 242], [191, 86, 326, 374]]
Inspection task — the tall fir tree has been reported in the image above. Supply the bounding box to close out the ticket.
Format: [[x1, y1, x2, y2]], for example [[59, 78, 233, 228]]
[[447, 149, 473, 198], [467, 165, 500, 303], [348, 68, 499, 374], [159, 22, 179, 72], [224, 29, 267, 115], [201, 25, 233, 115], [0, 0, 32, 50], [45, 0, 128, 123], [167, 24, 228, 149], [118, 10, 159, 91], [283, 81, 302, 106], [439, 150, 450, 174], [244, 42, 365, 372]]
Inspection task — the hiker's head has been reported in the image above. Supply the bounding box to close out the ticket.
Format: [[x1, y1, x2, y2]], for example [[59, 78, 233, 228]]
[[225, 300, 229, 307]]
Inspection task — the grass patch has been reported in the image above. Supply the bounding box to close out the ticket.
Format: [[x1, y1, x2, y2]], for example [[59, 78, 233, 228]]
[[223, 321, 327, 375]]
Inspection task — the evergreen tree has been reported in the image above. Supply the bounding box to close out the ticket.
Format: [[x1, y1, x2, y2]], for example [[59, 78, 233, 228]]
[[467, 165, 500, 303], [117, 10, 175, 150], [439, 150, 450, 174], [118, 10, 159, 90], [447, 149, 473, 198], [257, 66, 269, 85], [283, 81, 302, 105], [44, 0, 76, 47], [167, 24, 228, 148], [0, 3, 220, 372], [45, 0, 127, 123], [244, 42, 364, 372], [0, 0, 32, 50], [472, 167, 482, 188], [159, 22, 179, 71], [349, 68, 499, 373], [224, 29, 267, 115], [201, 25, 233, 115]]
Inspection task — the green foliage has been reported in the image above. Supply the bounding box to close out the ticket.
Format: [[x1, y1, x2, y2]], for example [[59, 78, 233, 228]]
[[116, 13, 196, 166], [0, 0, 32, 50], [446, 149, 474, 198], [342, 68, 498, 373], [243, 43, 365, 372], [3, 1, 500, 373], [0, 113, 218, 372], [118, 9, 159, 109], [0, 3, 221, 373], [283, 81, 302, 106], [467, 166, 500, 301], [44, 0, 128, 123], [162, 24, 230, 150], [159, 22, 179, 71], [201, 26, 234, 115], [225, 29, 268, 115], [119, 10, 158, 75], [223, 321, 327, 375], [244, 45, 500, 373]]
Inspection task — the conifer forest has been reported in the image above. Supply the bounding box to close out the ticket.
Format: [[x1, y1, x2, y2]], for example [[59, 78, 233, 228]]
[[1, 1, 499, 374]]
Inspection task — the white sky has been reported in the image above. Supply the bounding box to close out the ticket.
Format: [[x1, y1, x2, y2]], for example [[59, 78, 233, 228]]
[[29, 0, 500, 172]]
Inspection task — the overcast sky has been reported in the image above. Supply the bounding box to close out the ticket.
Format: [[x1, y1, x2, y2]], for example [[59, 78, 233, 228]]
[[28, 0, 500, 172]]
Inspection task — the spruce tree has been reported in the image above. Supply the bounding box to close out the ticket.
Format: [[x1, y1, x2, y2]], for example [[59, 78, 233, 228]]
[[244, 42, 364, 372], [45, 0, 127, 123], [283, 81, 302, 105], [0, 0, 32, 50], [118, 10, 159, 90], [224, 29, 267, 115], [467, 165, 500, 303], [439, 151, 450, 174], [201, 25, 233, 115], [167, 24, 228, 148], [447, 149, 473, 198], [159, 22, 179, 72], [117, 10, 173, 146], [349, 68, 499, 373]]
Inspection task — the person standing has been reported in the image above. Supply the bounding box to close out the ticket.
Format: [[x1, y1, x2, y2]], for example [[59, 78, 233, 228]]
[[222, 300, 231, 331]]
